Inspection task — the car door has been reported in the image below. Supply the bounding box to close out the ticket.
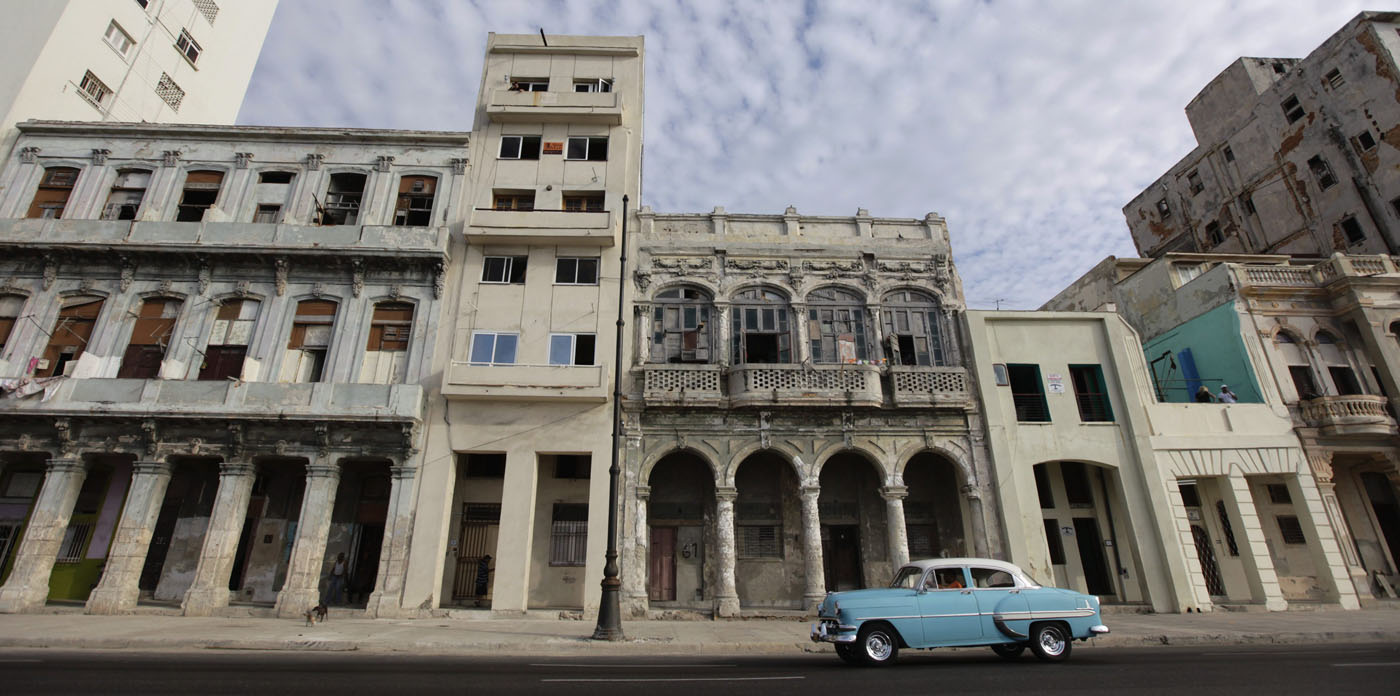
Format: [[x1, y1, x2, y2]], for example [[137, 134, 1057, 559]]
[[969, 565, 1030, 642], [914, 566, 983, 645]]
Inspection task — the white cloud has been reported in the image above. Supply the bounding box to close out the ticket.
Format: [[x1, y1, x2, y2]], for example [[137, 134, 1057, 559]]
[[238, 0, 1376, 308]]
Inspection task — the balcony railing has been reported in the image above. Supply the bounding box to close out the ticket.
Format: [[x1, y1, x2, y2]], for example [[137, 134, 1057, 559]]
[[728, 363, 882, 407], [1240, 266, 1314, 287], [1299, 394, 1397, 435], [642, 364, 724, 405], [887, 365, 971, 407]]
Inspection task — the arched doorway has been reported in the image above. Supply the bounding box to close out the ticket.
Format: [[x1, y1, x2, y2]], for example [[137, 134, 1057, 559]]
[[733, 451, 802, 608], [903, 452, 968, 559], [646, 451, 714, 607], [818, 452, 887, 590]]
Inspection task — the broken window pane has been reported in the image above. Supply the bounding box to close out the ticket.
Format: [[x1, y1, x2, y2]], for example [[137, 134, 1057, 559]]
[[322, 172, 366, 225]]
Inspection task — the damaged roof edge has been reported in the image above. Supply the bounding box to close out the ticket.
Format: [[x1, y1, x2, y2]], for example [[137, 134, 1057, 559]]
[[16, 120, 471, 146]]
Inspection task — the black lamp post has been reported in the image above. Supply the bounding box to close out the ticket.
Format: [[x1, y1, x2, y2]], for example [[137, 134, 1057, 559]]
[[592, 193, 628, 641]]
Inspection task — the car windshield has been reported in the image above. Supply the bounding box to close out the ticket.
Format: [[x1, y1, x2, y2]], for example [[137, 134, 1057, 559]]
[[889, 566, 922, 589]]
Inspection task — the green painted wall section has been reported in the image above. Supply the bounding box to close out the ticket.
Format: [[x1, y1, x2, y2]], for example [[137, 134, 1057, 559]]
[[1142, 302, 1263, 403]]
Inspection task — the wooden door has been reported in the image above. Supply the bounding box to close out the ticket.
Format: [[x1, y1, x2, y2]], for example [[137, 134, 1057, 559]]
[[822, 525, 863, 591], [648, 526, 676, 601]]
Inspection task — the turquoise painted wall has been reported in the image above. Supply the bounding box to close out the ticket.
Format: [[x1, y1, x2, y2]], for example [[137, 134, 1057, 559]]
[[1141, 302, 1263, 403]]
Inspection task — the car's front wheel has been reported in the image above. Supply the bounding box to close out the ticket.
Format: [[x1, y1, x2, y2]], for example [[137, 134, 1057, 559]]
[[991, 642, 1026, 659], [1029, 622, 1072, 662], [834, 643, 862, 665], [857, 624, 899, 666]]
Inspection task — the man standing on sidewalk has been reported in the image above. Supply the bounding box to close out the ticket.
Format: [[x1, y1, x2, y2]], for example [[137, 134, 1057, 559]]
[[326, 553, 348, 605]]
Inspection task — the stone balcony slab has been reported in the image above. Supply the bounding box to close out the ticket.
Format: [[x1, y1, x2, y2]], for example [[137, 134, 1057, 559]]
[[466, 209, 614, 246], [444, 362, 608, 402], [1300, 395, 1398, 436], [485, 89, 623, 125]]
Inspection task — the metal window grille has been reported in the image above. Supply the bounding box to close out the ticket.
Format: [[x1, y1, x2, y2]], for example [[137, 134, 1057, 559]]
[[1276, 515, 1306, 544], [737, 524, 781, 558], [550, 521, 588, 566], [192, 0, 219, 24], [1216, 501, 1239, 556], [56, 521, 94, 563], [155, 73, 185, 111]]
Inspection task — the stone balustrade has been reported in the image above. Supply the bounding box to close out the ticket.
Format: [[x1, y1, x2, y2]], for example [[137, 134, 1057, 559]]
[[641, 362, 977, 409], [1300, 394, 1397, 435]]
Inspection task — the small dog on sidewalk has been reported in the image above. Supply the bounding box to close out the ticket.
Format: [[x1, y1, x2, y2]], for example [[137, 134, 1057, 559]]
[[304, 604, 328, 626]]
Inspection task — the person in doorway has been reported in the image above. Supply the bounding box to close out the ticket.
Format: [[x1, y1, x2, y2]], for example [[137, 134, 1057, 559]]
[[1195, 386, 1215, 403], [1217, 384, 1238, 403], [327, 552, 348, 605], [474, 555, 492, 606]]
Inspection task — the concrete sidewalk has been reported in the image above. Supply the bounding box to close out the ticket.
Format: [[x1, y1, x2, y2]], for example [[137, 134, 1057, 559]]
[[0, 608, 1397, 656]]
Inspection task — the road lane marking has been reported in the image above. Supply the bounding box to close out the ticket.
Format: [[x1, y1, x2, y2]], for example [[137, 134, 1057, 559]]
[[530, 663, 736, 668], [1332, 662, 1400, 667], [542, 676, 805, 683], [0, 659, 41, 663]]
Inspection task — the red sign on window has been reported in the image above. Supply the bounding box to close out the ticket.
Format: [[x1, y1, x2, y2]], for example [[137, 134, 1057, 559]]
[[542, 141, 564, 155]]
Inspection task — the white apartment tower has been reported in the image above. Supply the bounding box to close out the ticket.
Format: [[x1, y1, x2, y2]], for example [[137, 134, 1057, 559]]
[[0, 0, 278, 188]]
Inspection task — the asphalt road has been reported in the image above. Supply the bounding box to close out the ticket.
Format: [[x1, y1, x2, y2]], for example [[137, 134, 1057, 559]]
[[1, 643, 1397, 695]]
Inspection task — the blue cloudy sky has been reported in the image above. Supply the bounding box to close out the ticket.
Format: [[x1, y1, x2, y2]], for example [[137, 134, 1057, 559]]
[[238, 0, 1375, 309]]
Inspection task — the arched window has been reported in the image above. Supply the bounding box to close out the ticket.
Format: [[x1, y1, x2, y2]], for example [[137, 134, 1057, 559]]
[[731, 287, 791, 364], [807, 287, 868, 363], [0, 294, 25, 354], [361, 301, 414, 383], [117, 297, 182, 379], [39, 295, 105, 377], [200, 298, 260, 381], [102, 169, 151, 220], [881, 290, 944, 366], [1274, 331, 1317, 400], [650, 286, 713, 363], [281, 299, 337, 383], [27, 167, 80, 219]]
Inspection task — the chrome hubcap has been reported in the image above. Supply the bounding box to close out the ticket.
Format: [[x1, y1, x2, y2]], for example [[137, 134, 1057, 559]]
[[1039, 628, 1065, 656], [865, 632, 892, 660]]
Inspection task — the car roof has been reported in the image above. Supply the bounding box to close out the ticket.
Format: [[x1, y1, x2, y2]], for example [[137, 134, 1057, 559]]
[[901, 558, 1023, 574]]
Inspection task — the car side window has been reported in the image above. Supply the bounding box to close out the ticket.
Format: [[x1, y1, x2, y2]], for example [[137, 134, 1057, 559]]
[[890, 566, 922, 589], [970, 567, 1016, 588], [934, 567, 966, 589]]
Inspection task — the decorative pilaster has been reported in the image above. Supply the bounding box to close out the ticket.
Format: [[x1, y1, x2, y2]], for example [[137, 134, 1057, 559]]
[[799, 486, 826, 611], [181, 461, 257, 616], [881, 486, 909, 569], [714, 487, 740, 617], [87, 460, 174, 614], [714, 302, 732, 367], [366, 464, 417, 617], [0, 458, 88, 613], [622, 485, 650, 616], [792, 302, 811, 364], [274, 460, 342, 617]]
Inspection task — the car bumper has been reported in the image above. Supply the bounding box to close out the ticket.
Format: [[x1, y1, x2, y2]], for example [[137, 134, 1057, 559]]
[[810, 621, 858, 644], [1090, 624, 1110, 635]]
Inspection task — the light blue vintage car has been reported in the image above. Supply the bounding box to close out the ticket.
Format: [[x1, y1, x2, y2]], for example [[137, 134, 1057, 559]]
[[810, 558, 1108, 665]]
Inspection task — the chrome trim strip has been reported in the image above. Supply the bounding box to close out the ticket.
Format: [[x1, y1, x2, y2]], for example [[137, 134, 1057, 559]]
[[991, 609, 1095, 621], [993, 616, 1027, 640]]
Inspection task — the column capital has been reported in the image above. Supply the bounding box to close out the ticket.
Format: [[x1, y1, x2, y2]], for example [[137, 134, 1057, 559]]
[[800, 486, 821, 501], [45, 457, 86, 475], [881, 485, 909, 501], [715, 486, 737, 502], [219, 461, 257, 478], [390, 464, 418, 481], [1306, 450, 1334, 484], [959, 483, 981, 500], [132, 460, 173, 477], [306, 462, 341, 480], [635, 485, 651, 500]]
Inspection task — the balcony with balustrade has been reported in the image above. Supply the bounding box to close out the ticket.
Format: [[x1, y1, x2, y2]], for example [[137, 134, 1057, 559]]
[[1299, 394, 1398, 436], [641, 364, 724, 406], [887, 365, 973, 408]]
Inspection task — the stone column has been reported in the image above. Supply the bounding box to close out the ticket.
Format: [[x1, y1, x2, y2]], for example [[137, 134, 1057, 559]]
[[274, 459, 341, 617], [622, 485, 650, 617], [867, 306, 885, 363], [792, 303, 811, 363], [882, 486, 910, 568], [367, 463, 417, 618], [1219, 472, 1287, 611], [0, 457, 88, 614], [86, 460, 173, 614], [1285, 468, 1360, 610], [1307, 451, 1370, 599], [962, 484, 990, 558], [714, 302, 732, 367], [714, 486, 740, 617], [799, 486, 826, 610], [181, 461, 257, 617]]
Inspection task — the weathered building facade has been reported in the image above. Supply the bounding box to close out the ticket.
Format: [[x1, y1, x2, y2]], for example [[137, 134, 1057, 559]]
[[0, 121, 460, 616], [1046, 252, 1398, 605], [618, 207, 995, 616], [1125, 12, 1400, 259]]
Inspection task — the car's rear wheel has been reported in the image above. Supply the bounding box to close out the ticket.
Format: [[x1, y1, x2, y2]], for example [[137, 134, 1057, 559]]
[[857, 624, 899, 666], [834, 643, 862, 665], [990, 642, 1026, 659], [1029, 622, 1072, 662]]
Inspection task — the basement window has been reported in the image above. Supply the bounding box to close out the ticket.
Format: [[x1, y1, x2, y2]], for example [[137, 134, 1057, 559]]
[[1307, 156, 1337, 189], [1340, 216, 1365, 245], [1325, 67, 1345, 89], [499, 135, 541, 160], [1281, 95, 1305, 124], [565, 136, 608, 161]]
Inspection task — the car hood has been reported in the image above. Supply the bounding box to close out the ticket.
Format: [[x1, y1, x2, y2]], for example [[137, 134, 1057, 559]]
[[819, 588, 918, 615]]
